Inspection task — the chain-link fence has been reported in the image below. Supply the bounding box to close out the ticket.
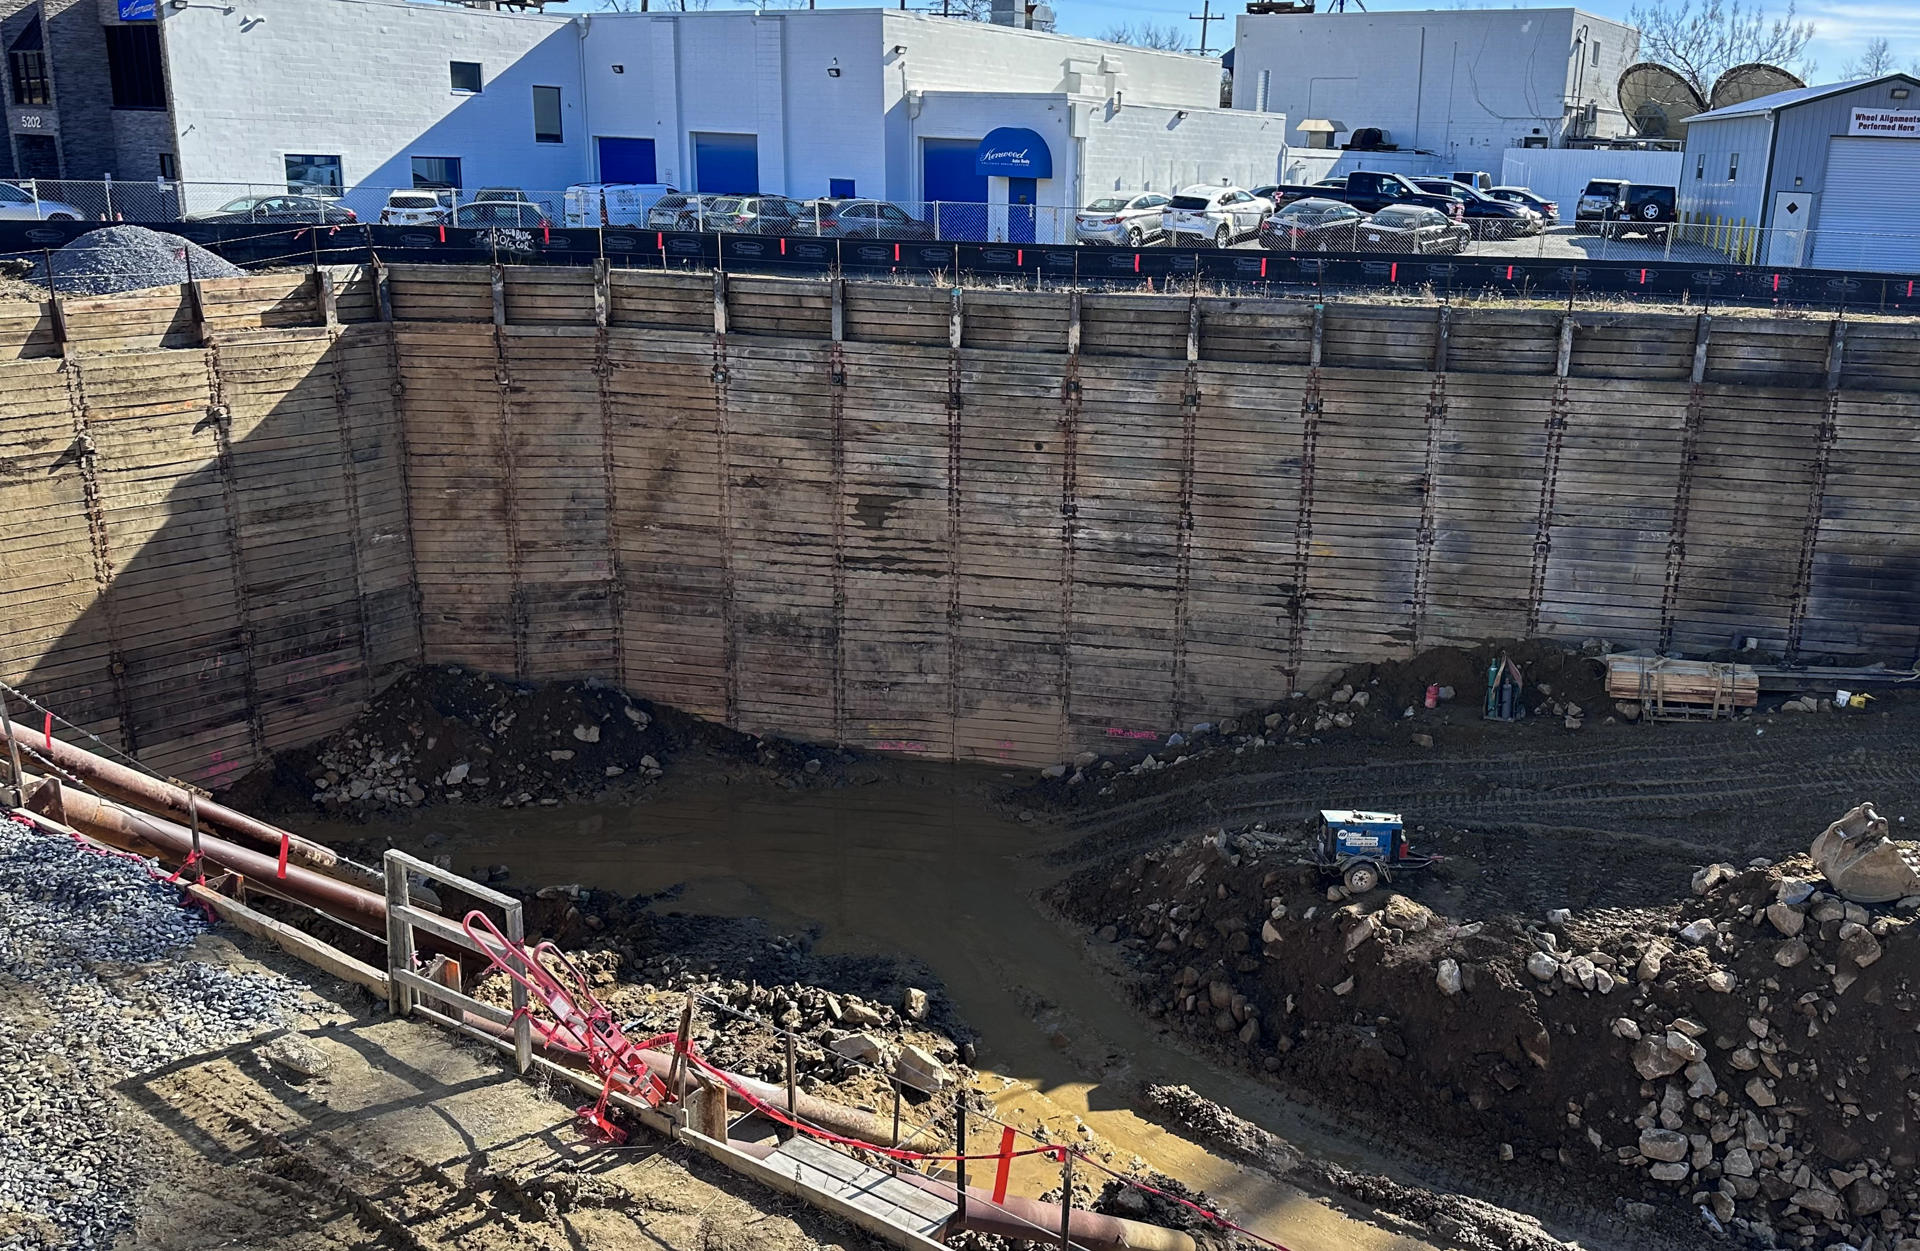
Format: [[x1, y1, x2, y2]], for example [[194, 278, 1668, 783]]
[[4, 178, 1918, 278]]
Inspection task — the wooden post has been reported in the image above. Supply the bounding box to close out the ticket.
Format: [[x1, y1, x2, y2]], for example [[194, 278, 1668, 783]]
[[381, 850, 415, 1017], [1690, 313, 1712, 384], [504, 898, 530, 1074], [1066, 290, 1081, 355], [783, 1031, 799, 1140], [712, 271, 729, 337], [490, 264, 506, 328], [695, 1076, 729, 1141], [1433, 304, 1450, 373], [374, 260, 394, 323], [1309, 303, 1324, 369], [1825, 317, 1847, 392], [1555, 313, 1574, 379], [185, 279, 208, 347], [593, 257, 610, 330], [830, 278, 845, 342], [42, 250, 69, 358], [1058, 1149, 1073, 1250], [1186, 294, 1200, 364], [317, 269, 339, 329], [0, 694, 25, 807], [669, 993, 695, 1124], [949, 285, 963, 350]]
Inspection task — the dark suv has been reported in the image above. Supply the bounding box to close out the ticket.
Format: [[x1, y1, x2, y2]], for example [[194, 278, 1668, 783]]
[[1579, 181, 1677, 242]]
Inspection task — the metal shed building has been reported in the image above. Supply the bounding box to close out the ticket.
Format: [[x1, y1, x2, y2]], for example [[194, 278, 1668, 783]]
[[1680, 73, 1920, 271]]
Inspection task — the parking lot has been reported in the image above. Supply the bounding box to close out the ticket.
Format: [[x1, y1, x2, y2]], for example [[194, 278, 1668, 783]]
[[1212, 224, 1724, 263]]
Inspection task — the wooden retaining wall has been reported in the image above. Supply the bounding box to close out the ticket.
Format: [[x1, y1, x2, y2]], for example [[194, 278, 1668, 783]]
[[2, 265, 1917, 777]]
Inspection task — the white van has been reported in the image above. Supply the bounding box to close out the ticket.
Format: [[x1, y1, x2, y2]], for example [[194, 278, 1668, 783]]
[[564, 183, 678, 228]]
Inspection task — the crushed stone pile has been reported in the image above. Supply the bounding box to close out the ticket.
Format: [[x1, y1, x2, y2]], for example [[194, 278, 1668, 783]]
[[40, 225, 242, 296], [1054, 823, 1920, 1251], [0, 816, 306, 1250]]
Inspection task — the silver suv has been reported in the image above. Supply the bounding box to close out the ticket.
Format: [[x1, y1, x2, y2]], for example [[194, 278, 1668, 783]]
[[1161, 184, 1273, 247]]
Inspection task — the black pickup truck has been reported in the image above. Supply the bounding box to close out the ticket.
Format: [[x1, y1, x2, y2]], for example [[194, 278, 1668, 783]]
[[1274, 171, 1465, 221]]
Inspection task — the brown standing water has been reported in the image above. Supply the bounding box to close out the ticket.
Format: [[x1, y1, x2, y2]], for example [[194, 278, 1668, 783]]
[[293, 759, 1446, 1250]]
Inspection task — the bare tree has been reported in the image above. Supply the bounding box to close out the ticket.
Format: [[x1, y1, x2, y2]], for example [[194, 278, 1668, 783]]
[[1625, 0, 1816, 101], [1840, 37, 1898, 79], [1103, 22, 1189, 51], [597, 0, 713, 9]]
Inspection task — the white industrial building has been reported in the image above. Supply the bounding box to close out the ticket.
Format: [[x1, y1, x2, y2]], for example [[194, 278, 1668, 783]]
[[153, 0, 1288, 236], [1230, 6, 1639, 166]]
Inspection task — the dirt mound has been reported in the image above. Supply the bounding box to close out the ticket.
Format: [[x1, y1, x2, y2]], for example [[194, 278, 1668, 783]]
[[229, 666, 858, 818], [1018, 640, 1613, 810], [1054, 826, 1920, 1251]]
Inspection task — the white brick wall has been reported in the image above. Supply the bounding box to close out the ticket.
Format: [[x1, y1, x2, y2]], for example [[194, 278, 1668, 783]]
[[161, 0, 585, 203], [1231, 7, 1640, 161]]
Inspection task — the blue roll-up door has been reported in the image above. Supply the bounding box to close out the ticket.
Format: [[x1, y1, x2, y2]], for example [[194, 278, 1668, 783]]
[[597, 137, 657, 184], [692, 132, 759, 194], [922, 138, 986, 239]]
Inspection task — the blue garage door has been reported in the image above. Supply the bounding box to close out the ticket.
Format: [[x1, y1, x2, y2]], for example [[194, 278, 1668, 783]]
[[692, 132, 759, 194], [922, 138, 986, 239], [597, 137, 657, 184]]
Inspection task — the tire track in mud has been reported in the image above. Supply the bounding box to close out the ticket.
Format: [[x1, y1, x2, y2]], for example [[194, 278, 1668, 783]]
[[1054, 710, 1920, 917]]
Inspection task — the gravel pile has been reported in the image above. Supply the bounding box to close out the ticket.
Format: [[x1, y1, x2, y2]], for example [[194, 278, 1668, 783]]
[[0, 816, 305, 1250], [40, 225, 242, 296]]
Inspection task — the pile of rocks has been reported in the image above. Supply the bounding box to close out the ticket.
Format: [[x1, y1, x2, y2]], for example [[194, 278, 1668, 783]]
[[1058, 822, 1920, 1249], [289, 667, 673, 816], [0, 817, 306, 1249]]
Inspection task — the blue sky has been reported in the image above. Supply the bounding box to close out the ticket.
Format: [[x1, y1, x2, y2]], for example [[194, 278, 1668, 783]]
[[550, 0, 1920, 82]]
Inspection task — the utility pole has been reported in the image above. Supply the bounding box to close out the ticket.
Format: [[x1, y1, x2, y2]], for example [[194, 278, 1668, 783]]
[[1188, 0, 1220, 56]]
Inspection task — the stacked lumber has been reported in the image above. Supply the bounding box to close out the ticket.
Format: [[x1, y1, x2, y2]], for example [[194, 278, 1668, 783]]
[[1606, 655, 1759, 714]]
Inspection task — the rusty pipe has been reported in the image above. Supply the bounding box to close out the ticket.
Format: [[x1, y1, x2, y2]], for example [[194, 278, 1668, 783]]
[[732, 1140, 1196, 1251], [39, 779, 390, 932], [1, 720, 378, 889]]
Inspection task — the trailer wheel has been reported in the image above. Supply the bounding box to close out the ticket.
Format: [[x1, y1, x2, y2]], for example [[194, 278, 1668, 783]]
[[1343, 862, 1381, 895]]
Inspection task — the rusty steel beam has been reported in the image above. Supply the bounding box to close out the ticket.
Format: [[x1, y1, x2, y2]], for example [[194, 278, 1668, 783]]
[[0, 720, 377, 889]]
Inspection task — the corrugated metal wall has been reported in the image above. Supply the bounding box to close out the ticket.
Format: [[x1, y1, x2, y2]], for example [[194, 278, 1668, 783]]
[[1676, 114, 1770, 228], [1768, 78, 1920, 231]]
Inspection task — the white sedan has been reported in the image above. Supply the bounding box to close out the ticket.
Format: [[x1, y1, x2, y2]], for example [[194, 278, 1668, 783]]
[[1161, 184, 1272, 248], [0, 181, 82, 220]]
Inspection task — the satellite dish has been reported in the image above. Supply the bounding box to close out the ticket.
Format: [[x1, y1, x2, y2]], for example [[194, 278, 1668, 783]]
[[1710, 63, 1806, 111], [1617, 62, 1706, 138]]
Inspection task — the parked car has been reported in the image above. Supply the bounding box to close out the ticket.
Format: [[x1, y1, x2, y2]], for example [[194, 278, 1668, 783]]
[[1272, 171, 1463, 222], [1412, 178, 1541, 238], [1487, 185, 1558, 225], [1161, 184, 1270, 247], [1074, 192, 1170, 246], [472, 186, 529, 204], [452, 200, 548, 228], [704, 195, 813, 234], [1258, 197, 1365, 251], [1582, 182, 1678, 241], [645, 192, 727, 231], [380, 189, 449, 225], [819, 199, 936, 239], [185, 194, 357, 224], [1450, 170, 1494, 192], [1355, 205, 1471, 254], [1574, 178, 1628, 228], [0, 182, 81, 220], [563, 182, 678, 228]]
